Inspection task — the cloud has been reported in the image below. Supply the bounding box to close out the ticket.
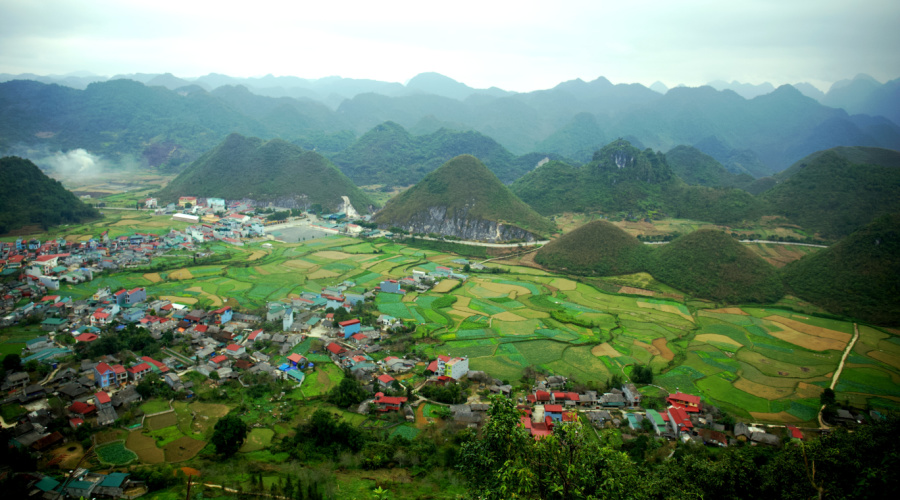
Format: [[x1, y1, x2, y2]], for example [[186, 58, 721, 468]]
[[39, 148, 105, 177]]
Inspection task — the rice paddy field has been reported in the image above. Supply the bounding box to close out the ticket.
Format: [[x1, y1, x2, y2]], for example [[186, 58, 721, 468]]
[[48, 231, 900, 426]]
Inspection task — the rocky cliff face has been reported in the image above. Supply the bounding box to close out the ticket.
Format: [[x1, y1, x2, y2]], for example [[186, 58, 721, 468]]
[[381, 206, 538, 242]]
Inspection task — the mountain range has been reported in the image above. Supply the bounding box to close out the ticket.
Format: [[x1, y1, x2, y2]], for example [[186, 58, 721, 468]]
[[2, 73, 898, 176]]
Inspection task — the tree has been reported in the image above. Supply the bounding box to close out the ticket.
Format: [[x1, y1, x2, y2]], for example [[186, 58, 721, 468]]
[[326, 372, 367, 408], [211, 413, 249, 457], [820, 388, 836, 407], [2, 353, 22, 372], [631, 365, 653, 384]]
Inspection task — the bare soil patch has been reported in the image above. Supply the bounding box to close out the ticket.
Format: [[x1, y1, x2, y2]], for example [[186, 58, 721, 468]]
[[618, 286, 654, 297], [164, 436, 206, 462], [591, 343, 621, 358], [766, 324, 847, 352], [634, 340, 662, 357], [652, 338, 674, 361], [126, 431, 164, 464]]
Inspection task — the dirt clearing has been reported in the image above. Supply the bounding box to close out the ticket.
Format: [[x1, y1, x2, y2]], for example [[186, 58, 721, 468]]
[[618, 286, 654, 296], [168, 268, 194, 280], [143, 273, 162, 283], [591, 343, 621, 358], [247, 250, 266, 261], [652, 338, 674, 361]]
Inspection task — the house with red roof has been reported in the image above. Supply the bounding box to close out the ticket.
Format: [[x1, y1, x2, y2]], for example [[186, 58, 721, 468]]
[[247, 329, 263, 342], [377, 373, 396, 389], [94, 362, 116, 388], [209, 355, 229, 368], [141, 356, 169, 373], [526, 390, 552, 404], [787, 425, 803, 440], [325, 342, 347, 358], [94, 391, 112, 409], [91, 310, 112, 327], [667, 392, 701, 413], [544, 404, 564, 422], [667, 406, 694, 434], [373, 392, 407, 412], [112, 364, 127, 385], [287, 353, 306, 367], [350, 332, 368, 345], [339, 319, 361, 338], [225, 344, 245, 356], [210, 306, 233, 324], [127, 363, 151, 382], [68, 401, 96, 417], [75, 332, 99, 343]]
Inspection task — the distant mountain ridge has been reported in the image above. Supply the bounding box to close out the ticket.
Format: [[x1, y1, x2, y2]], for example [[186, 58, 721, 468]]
[[3, 73, 899, 175]]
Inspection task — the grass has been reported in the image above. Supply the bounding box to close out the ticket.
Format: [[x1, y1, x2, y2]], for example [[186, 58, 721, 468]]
[[240, 428, 275, 453], [95, 441, 138, 465], [140, 399, 171, 415]]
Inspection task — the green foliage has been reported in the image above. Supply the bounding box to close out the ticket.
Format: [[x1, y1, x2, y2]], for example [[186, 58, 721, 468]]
[[326, 371, 368, 408], [331, 121, 537, 186], [156, 133, 375, 213], [419, 382, 467, 404], [283, 409, 367, 460], [665, 145, 755, 188], [762, 149, 900, 239], [535, 220, 650, 275], [631, 364, 653, 384], [782, 213, 900, 325], [374, 154, 555, 238], [211, 412, 249, 457], [649, 229, 783, 303], [0, 156, 99, 234]]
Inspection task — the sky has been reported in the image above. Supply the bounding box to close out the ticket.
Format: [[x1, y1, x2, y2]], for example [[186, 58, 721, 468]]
[[1, 0, 899, 93]]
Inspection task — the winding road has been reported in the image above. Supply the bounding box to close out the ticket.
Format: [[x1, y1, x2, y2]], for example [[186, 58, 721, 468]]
[[818, 323, 859, 428]]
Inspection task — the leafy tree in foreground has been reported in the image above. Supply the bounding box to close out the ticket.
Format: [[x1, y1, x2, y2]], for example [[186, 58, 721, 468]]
[[211, 413, 249, 457], [326, 371, 368, 408]]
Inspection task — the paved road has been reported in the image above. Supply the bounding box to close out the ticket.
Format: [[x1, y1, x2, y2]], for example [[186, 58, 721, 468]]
[[643, 239, 828, 248], [408, 235, 549, 248]]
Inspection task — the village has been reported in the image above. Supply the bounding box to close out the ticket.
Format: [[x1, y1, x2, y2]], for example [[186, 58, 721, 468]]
[[0, 196, 856, 499]]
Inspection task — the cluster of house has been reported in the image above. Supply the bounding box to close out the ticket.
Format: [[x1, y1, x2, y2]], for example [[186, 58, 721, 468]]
[[25, 469, 144, 499]]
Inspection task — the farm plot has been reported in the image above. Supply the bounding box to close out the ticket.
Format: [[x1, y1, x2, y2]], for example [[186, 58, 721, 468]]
[[96, 442, 138, 465], [126, 431, 165, 464], [145, 412, 177, 430], [240, 428, 275, 453], [164, 436, 207, 462], [303, 364, 343, 398]]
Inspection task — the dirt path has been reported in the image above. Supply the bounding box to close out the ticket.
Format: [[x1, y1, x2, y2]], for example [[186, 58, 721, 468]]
[[818, 322, 860, 428]]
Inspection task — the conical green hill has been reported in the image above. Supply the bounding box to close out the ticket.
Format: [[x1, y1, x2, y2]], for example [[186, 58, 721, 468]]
[[156, 133, 374, 213], [535, 220, 649, 275], [374, 155, 554, 241], [650, 229, 783, 303], [783, 213, 900, 325]]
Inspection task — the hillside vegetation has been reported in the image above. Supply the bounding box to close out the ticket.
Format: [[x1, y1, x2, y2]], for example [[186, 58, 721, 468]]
[[761, 149, 900, 238], [534, 220, 649, 275], [665, 145, 755, 188], [783, 213, 900, 325], [330, 121, 558, 186], [374, 155, 554, 239], [0, 156, 99, 234], [649, 230, 784, 303], [156, 134, 375, 213], [512, 139, 765, 223]]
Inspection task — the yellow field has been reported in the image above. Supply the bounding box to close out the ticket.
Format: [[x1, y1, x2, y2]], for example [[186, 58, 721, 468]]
[[450, 296, 482, 317], [493, 311, 527, 322], [618, 286, 654, 296], [549, 278, 577, 291], [282, 259, 316, 269], [168, 268, 194, 280], [308, 269, 339, 279], [432, 279, 460, 293], [312, 251, 353, 260], [186, 287, 222, 307], [652, 338, 675, 361], [160, 296, 197, 305], [402, 293, 417, 303], [479, 280, 532, 298], [637, 300, 694, 322], [868, 350, 900, 370], [704, 307, 749, 316], [591, 343, 622, 358], [247, 250, 266, 261], [143, 273, 162, 283], [795, 382, 824, 399], [764, 316, 851, 342], [766, 322, 847, 352], [733, 378, 792, 400], [695, 333, 745, 349]]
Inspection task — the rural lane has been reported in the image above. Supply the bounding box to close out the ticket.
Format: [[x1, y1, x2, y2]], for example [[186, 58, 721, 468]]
[[818, 322, 860, 428]]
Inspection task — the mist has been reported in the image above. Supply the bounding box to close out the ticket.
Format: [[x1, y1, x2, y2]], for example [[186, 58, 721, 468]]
[[6, 145, 144, 184]]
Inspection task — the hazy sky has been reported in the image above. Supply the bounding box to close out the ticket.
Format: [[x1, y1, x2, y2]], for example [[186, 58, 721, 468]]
[[2, 0, 898, 92]]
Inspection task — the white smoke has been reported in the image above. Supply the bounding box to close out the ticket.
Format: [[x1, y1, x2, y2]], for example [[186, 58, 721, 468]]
[[42, 148, 105, 177]]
